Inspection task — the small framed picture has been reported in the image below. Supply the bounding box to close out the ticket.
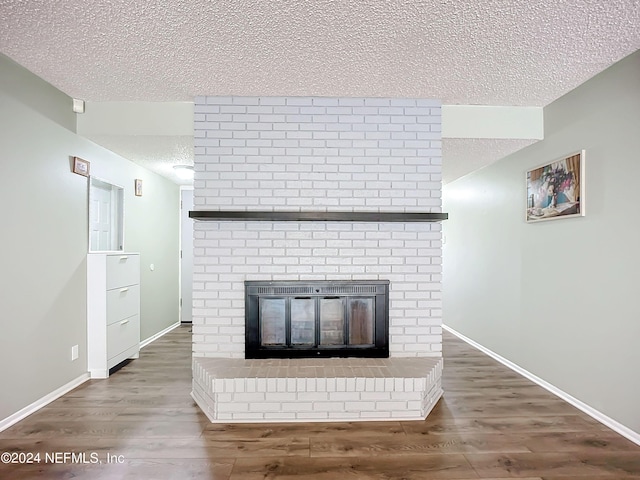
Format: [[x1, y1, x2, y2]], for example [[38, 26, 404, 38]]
[[526, 150, 585, 223], [72, 157, 90, 177], [134, 179, 143, 197]]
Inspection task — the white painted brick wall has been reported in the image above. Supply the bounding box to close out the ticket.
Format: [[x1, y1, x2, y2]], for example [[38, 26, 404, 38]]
[[193, 97, 442, 358]]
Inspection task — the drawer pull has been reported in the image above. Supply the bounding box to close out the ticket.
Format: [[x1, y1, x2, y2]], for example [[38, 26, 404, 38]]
[[120, 288, 129, 293], [120, 319, 130, 326], [119, 256, 128, 260]]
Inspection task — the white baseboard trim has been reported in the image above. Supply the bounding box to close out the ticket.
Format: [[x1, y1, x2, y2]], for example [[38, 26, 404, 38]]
[[0, 373, 90, 433], [140, 321, 181, 349], [88, 368, 108, 379], [443, 324, 640, 447]]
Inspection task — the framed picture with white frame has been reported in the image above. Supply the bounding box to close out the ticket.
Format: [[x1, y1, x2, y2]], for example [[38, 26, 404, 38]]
[[526, 150, 585, 223]]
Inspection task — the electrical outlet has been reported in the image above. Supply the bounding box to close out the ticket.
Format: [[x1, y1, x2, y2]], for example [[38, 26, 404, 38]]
[[71, 345, 79, 361]]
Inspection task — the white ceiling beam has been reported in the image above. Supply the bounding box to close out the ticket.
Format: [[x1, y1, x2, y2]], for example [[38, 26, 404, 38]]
[[77, 102, 194, 136], [442, 105, 543, 139], [77, 102, 543, 142]]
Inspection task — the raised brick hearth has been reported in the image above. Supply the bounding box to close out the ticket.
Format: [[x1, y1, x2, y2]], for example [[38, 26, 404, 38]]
[[191, 96, 444, 422], [193, 357, 443, 422]]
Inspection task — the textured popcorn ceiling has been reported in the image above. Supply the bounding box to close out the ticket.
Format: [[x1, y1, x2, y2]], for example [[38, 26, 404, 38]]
[[85, 134, 195, 183], [1, 0, 639, 182]]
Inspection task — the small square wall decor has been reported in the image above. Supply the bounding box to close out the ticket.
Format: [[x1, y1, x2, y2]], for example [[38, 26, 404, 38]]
[[72, 156, 90, 177], [526, 150, 585, 223]]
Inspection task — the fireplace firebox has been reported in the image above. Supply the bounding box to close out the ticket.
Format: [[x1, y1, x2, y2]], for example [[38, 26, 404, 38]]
[[245, 281, 389, 359]]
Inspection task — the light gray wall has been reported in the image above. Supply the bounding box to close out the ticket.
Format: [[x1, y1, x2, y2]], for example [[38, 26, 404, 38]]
[[0, 54, 180, 421], [443, 50, 640, 435]]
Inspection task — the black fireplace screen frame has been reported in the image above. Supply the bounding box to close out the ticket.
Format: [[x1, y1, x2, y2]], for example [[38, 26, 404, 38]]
[[245, 280, 389, 359]]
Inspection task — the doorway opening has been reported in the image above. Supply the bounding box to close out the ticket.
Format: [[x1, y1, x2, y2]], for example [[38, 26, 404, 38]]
[[89, 177, 124, 252]]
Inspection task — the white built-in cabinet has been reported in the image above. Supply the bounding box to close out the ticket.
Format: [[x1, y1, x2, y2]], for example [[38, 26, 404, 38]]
[[87, 253, 140, 378]]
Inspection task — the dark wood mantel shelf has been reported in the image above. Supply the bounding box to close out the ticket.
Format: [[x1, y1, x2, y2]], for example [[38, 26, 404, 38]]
[[188, 211, 448, 222]]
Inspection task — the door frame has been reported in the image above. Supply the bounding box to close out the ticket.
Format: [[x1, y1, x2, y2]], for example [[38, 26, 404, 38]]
[[179, 186, 194, 323]]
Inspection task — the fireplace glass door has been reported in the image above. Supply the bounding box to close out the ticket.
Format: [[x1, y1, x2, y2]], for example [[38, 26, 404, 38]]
[[320, 298, 345, 345], [348, 298, 374, 345], [290, 298, 315, 345], [246, 281, 389, 358], [260, 298, 286, 346]]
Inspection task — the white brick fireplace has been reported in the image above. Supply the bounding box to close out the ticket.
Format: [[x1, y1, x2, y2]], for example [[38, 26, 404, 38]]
[[191, 96, 444, 422]]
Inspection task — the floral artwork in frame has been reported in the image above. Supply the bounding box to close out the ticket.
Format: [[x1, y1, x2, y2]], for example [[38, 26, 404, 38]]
[[526, 151, 585, 223], [135, 179, 143, 197]]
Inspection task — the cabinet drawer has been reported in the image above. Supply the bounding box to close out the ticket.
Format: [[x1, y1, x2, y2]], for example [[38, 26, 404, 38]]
[[106, 254, 139, 289], [106, 284, 140, 326], [107, 315, 140, 360]]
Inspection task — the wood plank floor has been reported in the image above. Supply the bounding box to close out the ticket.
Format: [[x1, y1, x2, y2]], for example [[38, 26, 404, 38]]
[[1, 325, 638, 479]]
